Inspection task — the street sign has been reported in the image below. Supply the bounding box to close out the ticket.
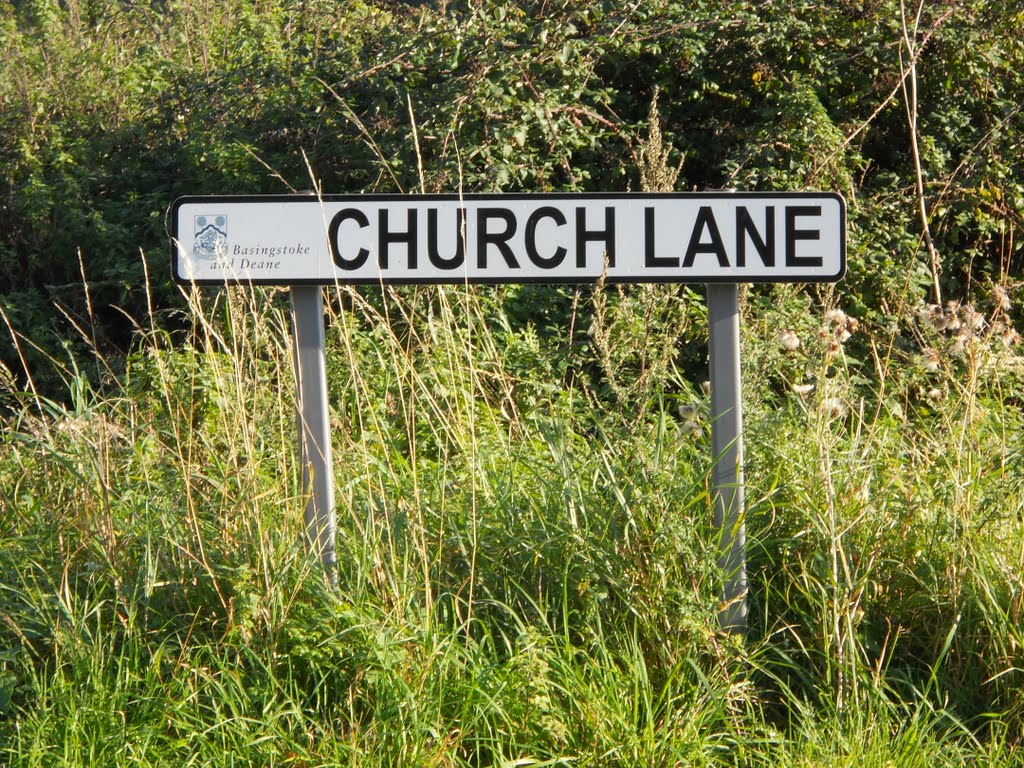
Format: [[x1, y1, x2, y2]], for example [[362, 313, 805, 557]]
[[171, 193, 845, 286], [171, 190, 847, 636]]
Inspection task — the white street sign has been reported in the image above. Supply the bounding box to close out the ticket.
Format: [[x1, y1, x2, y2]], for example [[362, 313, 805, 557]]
[[172, 189, 847, 635], [172, 193, 845, 286]]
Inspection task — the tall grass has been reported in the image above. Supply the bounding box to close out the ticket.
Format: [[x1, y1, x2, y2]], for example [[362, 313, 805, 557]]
[[1, 276, 1023, 765]]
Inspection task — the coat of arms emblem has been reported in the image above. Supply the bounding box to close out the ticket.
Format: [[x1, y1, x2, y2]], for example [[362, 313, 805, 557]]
[[193, 215, 227, 260]]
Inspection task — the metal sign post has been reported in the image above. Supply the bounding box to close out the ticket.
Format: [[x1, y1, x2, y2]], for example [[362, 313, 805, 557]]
[[707, 283, 747, 634], [290, 285, 337, 577]]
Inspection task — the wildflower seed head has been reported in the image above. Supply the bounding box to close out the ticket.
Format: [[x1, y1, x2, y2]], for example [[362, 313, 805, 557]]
[[962, 306, 985, 332], [931, 315, 949, 332], [682, 420, 703, 437], [949, 333, 968, 357], [824, 308, 848, 326], [819, 397, 846, 419], [992, 284, 1012, 313], [778, 329, 800, 351]]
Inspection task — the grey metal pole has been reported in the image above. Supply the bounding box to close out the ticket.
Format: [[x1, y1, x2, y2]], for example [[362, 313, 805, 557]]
[[290, 285, 337, 577], [707, 282, 748, 635]]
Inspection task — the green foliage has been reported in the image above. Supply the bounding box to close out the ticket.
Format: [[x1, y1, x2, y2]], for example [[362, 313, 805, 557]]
[[2, 0, 1023, 396], [2, 268, 1024, 764], [2, 0, 1024, 764]]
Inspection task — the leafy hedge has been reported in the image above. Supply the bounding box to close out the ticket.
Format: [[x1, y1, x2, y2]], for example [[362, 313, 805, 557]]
[[1, 0, 1022, 393]]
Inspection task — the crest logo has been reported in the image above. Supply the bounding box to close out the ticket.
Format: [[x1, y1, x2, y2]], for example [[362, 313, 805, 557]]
[[193, 215, 227, 260]]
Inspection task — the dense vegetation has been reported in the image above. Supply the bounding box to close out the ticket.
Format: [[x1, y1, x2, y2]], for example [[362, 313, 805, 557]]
[[1, 0, 1023, 764]]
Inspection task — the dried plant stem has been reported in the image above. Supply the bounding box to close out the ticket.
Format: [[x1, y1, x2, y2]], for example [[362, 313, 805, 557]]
[[900, 0, 944, 306]]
